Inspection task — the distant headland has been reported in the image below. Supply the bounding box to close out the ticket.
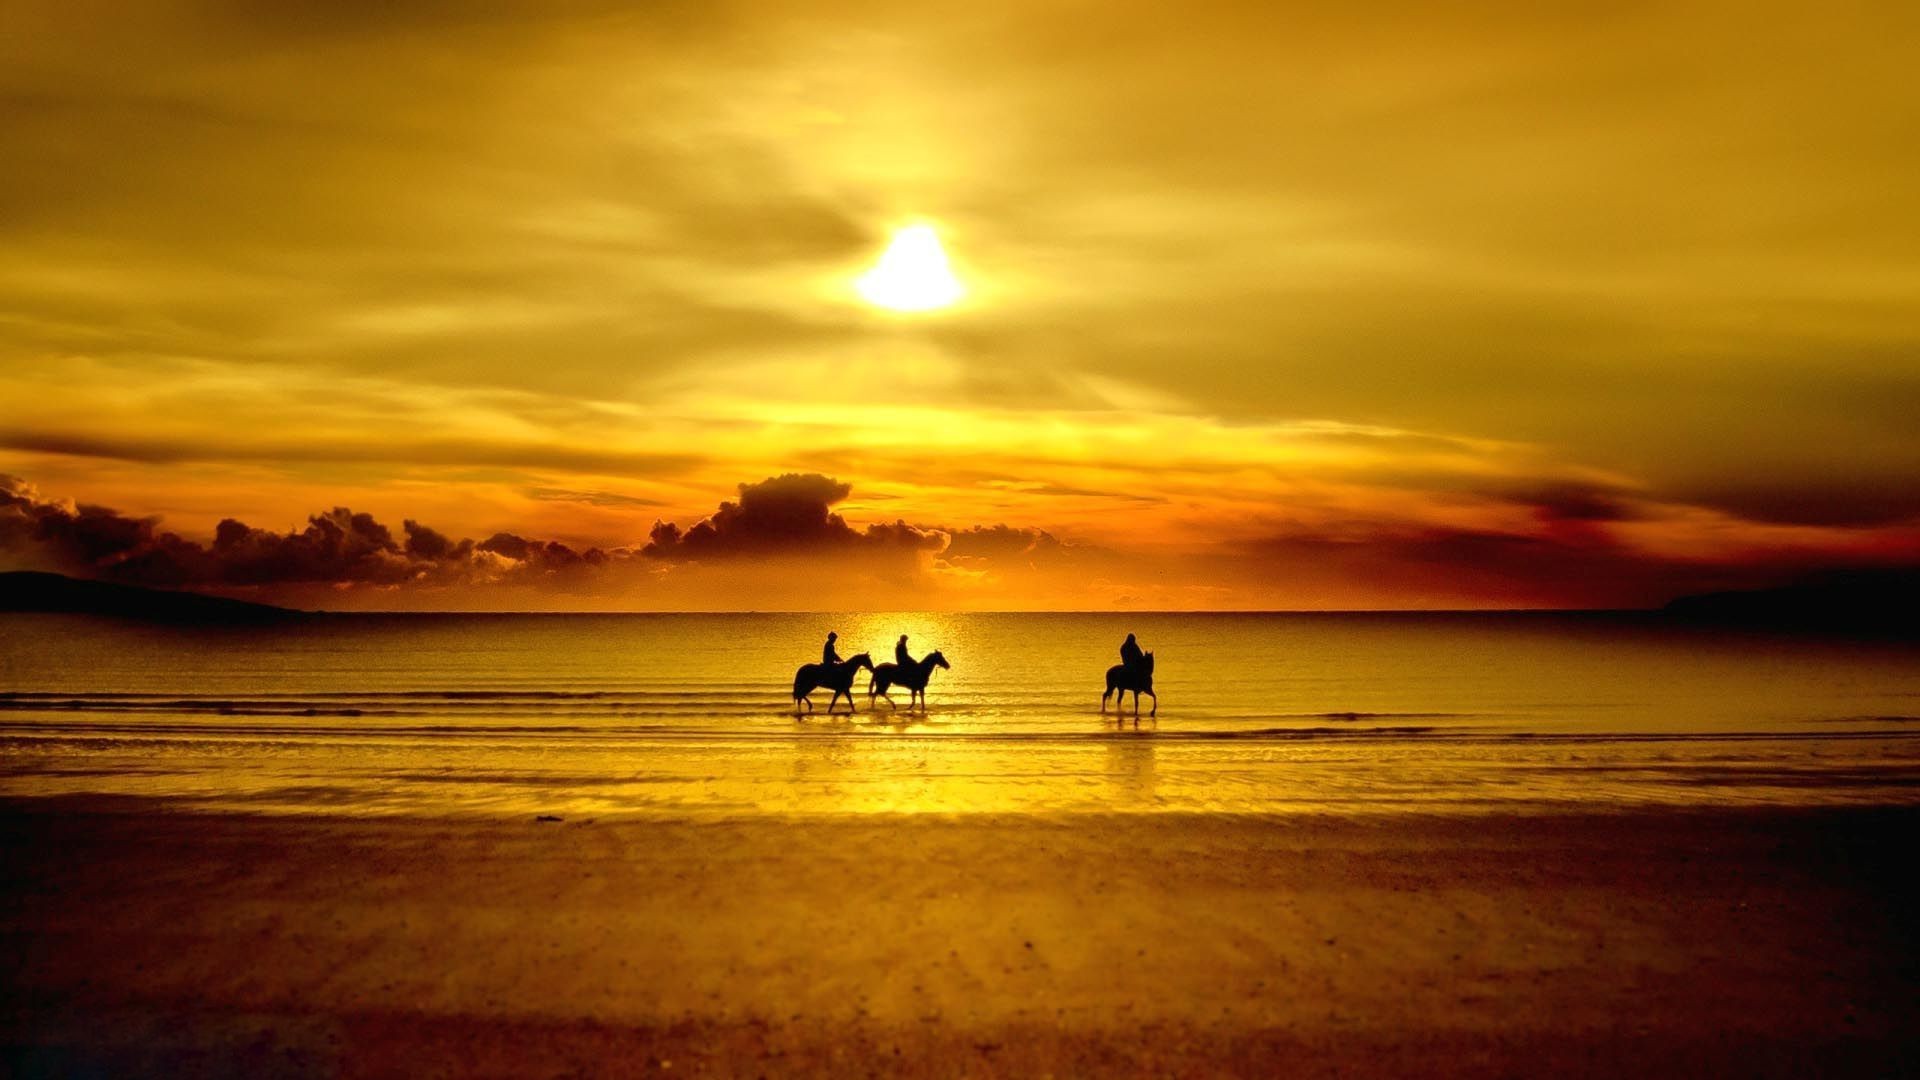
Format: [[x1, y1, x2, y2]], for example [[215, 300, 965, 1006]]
[[0, 571, 300, 622], [1662, 572, 1916, 638]]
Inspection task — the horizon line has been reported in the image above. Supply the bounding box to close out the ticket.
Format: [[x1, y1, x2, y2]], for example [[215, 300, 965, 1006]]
[[283, 606, 1661, 616]]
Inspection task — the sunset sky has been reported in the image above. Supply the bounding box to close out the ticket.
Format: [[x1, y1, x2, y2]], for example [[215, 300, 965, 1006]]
[[2, 1, 1917, 609]]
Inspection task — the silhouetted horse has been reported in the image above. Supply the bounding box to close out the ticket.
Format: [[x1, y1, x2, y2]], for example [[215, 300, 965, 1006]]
[[1102, 652, 1156, 717], [869, 650, 950, 710], [793, 653, 873, 716]]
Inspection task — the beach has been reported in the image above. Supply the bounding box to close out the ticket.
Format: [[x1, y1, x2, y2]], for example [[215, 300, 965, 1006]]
[[5, 803, 1916, 1077]]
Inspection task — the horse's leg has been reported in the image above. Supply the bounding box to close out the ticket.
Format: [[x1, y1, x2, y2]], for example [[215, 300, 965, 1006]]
[[1148, 691, 1157, 717]]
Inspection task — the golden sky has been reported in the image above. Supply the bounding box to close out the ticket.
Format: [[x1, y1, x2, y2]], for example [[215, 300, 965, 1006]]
[[2, 1, 1917, 609]]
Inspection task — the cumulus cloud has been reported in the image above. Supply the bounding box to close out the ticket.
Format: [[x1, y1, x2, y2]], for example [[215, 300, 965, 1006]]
[[0, 473, 996, 603], [642, 473, 943, 560], [2, 474, 160, 575], [0, 473, 625, 591]]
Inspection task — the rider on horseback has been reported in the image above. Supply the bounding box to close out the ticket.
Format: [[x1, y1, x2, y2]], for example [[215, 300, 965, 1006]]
[[895, 634, 914, 670], [1105, 635, 1156, 717], [824, 631, 843, 666]]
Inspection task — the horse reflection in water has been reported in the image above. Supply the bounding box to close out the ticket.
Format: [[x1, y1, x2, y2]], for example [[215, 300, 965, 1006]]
[[793, 653, 873, 717], [1102, 651, 1156, 719], [869, 650, 950, 711]]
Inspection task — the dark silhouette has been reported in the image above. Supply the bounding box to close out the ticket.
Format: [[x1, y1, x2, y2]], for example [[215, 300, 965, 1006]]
[[0, 571, 298, 623], [823, 631, 843, 665], [1120, 632, 1144, 672], [793, 653, 873, 716], [1103, 651, 1156, 718], [869, 650, 950, 710], [895, 634, 914, 669], [1663, 571, 1920, 639]]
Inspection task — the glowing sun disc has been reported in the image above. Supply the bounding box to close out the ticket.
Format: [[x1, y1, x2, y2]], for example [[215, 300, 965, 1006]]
[[856, 224, 964, 312]]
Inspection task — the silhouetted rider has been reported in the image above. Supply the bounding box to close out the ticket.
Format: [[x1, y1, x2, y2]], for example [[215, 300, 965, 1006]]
[[1120, 633, 1144, 672], [896, 634, 915, 670], [823, 631, 843, 666]]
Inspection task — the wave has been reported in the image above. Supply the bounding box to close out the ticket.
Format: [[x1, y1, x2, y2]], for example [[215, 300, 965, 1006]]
[[7, 693, 1920, 750], [3, 719, 1918, 749], [0, 691, 1484, 723]]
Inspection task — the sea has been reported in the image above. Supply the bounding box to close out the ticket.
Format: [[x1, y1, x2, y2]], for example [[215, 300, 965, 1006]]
[[2, 611, 1916, 816]]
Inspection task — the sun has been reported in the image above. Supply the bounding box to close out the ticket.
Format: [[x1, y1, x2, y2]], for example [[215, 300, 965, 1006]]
[[855, 224, 964, 312]]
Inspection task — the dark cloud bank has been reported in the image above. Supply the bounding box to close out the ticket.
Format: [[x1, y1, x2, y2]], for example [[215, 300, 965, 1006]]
[[0, 474, 614, 591], [5, 472, 1910, 609], [0, 473, 1071, 598]]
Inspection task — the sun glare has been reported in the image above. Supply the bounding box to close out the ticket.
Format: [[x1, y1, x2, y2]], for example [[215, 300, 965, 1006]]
[[855, 224, 964, 312]]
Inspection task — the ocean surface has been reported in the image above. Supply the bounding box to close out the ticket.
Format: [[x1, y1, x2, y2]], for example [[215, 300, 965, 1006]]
[[2, 611, 1917, 816]]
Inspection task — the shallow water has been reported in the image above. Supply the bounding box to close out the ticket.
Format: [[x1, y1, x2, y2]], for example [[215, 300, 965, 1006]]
[[2, 611, 1916, 815]]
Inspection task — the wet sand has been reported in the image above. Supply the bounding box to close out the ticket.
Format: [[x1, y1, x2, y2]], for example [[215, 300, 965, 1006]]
[[3, 802, 1916, 1077]]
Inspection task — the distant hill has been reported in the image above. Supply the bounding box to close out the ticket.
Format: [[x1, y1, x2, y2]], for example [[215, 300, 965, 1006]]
[[0, 571, 300, 622], [1663, 573, 1917, 637]]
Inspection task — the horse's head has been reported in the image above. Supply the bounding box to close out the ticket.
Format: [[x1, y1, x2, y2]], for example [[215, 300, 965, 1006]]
[[927, 650, 950, 670], [847, 652, 874, 671], [1142, 651, 1155, 675]]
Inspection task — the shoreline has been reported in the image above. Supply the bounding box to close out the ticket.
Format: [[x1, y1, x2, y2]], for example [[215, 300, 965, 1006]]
[[5, 801, 1917, 1076]]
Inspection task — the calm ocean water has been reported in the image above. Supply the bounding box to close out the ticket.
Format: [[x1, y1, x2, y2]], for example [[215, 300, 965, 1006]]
[[2, 611, 1917, 815]]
